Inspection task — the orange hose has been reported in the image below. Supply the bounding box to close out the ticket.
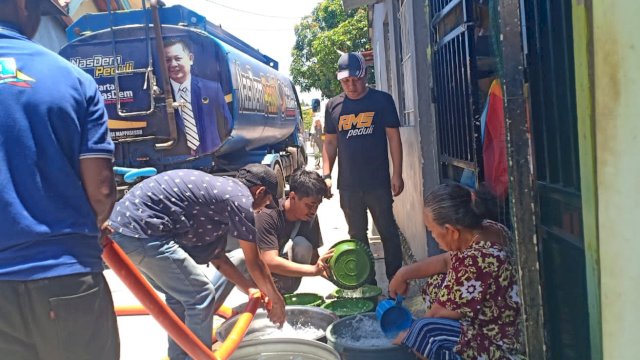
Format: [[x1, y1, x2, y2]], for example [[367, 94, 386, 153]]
[[114, 304, 148, 316], [114, 304, 237, 319], [215, 305, 236, 320], [102, 237, 216, 360], [213, 291, 262, 360]]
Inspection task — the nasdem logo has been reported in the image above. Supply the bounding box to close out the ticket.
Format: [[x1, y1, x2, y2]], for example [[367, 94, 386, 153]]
[[338, 112, 375, 138], [0, 58, 35, 87]]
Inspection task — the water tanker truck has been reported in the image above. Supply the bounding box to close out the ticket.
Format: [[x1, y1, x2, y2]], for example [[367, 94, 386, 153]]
[[59, 3, 307, 198]]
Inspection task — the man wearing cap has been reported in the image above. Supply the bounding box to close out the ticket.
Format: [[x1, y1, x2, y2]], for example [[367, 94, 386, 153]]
[[0, 1, 119, 359], [108, 164, 285, 360], [322, 52, 405, 283]]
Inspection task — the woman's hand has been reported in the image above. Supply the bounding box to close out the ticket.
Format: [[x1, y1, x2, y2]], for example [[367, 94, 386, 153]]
[[392, 329, 408, 345], [388, 268, 409, 298]]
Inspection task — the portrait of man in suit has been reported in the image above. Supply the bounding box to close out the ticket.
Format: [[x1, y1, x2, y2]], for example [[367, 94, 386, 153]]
[[164, 38, 233, 156]]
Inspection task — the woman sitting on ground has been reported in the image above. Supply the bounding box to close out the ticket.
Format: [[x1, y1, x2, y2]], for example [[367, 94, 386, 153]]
[[389, 183, 523, 360]]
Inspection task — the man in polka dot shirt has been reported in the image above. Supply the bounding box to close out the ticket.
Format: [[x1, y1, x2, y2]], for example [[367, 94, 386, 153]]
[[108, 164, 285, 360]]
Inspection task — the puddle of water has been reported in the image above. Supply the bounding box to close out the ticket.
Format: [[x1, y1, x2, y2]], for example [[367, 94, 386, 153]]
[[334, 315, 393, 348]]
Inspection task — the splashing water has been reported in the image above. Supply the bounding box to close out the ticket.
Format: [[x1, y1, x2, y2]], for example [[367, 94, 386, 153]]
[[334, 315, 394, 348], [244, 322, 325, 341]]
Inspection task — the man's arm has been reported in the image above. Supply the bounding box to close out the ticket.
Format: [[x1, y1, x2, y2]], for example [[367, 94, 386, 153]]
[[322, 133, 338, 197], [261, 248, 332, 277], [238, 239, 286, 326], [80, 157, 116, 229], [210, 254, 256, 295], [386, 127, 404, 196]]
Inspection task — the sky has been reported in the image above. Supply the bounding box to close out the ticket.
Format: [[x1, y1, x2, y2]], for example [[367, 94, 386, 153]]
[[162, 0, 323, 103]]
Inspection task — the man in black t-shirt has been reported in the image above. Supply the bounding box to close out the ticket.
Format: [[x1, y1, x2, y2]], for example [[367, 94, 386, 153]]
[[255, 170, 333, 294], [322, 52, 405, 282]]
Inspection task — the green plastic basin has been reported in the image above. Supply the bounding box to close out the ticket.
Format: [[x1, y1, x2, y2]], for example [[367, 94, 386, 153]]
[[321, 298, 375, 318], [284, 293, 325, 307], [328, 239, 374, 290]]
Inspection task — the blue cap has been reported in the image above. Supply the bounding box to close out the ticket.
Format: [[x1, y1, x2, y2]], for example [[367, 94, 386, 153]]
[[337, 52, 366, 80]]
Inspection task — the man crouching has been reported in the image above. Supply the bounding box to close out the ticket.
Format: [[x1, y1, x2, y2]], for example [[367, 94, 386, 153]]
[[256, 170, 333, 294]]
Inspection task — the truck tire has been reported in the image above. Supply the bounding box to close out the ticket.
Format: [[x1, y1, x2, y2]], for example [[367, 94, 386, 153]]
[[274, 162, 285, 200], [298, 146, 308, 169]]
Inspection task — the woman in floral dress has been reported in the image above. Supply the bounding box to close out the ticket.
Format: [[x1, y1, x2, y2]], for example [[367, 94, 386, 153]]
[[389, 183, 523, 360]]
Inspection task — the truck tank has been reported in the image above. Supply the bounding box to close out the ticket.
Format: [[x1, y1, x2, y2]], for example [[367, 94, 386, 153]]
[[59, 5, 306, 191]]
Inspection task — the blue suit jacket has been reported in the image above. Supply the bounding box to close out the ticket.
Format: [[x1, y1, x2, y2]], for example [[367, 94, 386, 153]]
[[174, 76, 233, 155]]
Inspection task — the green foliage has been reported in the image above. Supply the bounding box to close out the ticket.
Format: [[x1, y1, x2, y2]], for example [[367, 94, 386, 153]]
[[302, 107, 314, 131], [291, 0, 369, 99]]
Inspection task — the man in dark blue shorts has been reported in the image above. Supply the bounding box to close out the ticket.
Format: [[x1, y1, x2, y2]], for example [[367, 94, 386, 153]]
[[0, 1, 119, 359], [322, 52, 405, 282], [108, 164, 285, 360]]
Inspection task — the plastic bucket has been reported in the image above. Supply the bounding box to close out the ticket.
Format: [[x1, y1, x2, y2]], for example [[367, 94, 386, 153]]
[[328, 239, 374, 289], [376, 295, 413, 338], [321, 298, 375, 318], [284, 293, 324, 307], [229, 338, 340, 360], [216, 306, 338, 343], [326, 312, 418, 360]]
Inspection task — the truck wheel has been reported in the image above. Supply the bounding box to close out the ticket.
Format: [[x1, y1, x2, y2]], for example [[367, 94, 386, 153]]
[[274, 163, 285, 200]]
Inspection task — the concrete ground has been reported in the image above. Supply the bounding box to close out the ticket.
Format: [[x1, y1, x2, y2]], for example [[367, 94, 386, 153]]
[[108, 148, 392, 359]]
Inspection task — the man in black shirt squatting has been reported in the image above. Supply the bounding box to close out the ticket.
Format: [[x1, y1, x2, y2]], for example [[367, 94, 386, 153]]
[[255, 170, 334, 294]]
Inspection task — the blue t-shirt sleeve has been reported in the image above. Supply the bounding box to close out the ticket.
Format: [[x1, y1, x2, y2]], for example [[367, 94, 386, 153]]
[[227, 198, 257, 242], [324, 99, 337, 134], [79, 76, 114, 159], [383, 93, 401, 128]]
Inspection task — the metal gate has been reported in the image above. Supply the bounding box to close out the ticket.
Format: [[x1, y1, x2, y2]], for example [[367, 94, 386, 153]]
[[522, 0, 591, 357], [429, 0, 483, 183]]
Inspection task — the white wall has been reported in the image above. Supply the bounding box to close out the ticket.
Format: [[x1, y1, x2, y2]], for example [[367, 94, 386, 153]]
[[371, 1, 427, 260], [592, 0, 640, 356]]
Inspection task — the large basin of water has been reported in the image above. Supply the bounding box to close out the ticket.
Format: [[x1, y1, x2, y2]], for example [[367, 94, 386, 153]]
[[325, 312, 418, 359], [216, 305, 338, 343], [229, 338, 340, 360]]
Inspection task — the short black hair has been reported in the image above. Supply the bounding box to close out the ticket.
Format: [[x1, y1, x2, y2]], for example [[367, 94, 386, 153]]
[[164, 38, 192, 54], [289, 170, 325, 199]]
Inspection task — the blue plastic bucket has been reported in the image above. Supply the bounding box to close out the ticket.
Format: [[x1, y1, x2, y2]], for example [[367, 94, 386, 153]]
[[375, 295, 413, 338]]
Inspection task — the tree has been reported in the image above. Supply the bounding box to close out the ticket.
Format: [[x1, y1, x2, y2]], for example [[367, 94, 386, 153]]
[[302, 107, 314, 131], [290, 0, 369, 99]]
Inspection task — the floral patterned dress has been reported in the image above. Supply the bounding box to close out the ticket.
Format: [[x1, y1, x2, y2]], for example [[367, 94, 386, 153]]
[[423, 222, 523, 359]]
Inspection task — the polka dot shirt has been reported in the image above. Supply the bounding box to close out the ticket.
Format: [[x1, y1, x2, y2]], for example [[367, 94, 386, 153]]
[[109, 169, 256, 262]]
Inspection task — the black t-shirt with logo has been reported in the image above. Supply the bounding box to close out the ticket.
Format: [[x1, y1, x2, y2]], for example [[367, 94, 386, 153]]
[[324, 88, 401, 191]]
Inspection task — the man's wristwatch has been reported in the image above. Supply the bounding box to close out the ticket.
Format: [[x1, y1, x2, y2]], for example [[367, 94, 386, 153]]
[[322, 174, 332, 181]]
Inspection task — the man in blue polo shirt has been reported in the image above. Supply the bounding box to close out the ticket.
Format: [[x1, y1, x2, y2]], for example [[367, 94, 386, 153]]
[[109, 164, 286, 360], [0, 1, 119, 359]]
